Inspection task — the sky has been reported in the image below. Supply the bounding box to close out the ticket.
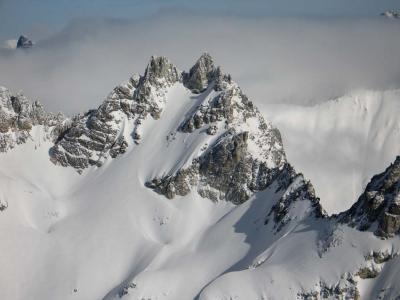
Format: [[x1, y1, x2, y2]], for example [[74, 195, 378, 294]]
[[1, 0, 400, 41]]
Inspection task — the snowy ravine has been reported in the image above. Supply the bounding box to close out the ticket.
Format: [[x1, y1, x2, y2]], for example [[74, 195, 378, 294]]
[[0, 54, 399, 300]]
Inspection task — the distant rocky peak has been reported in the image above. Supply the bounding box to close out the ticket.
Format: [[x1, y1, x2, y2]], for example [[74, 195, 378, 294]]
[[341, 156, 400, 238], [142, 56, 181, 85], [184, 52, 217, 93], [381, 10, 400, 19], [16, 35, 33, 49]]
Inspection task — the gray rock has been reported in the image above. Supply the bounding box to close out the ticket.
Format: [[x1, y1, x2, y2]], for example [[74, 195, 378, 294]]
[[0, 200, 8, 211], [340, 156, 400, 238], [357, 267, 380, 279], [297, 275, 360, 300], [50, 56, 182, 171], [184, 53, 216, 93], [16, 35, 33, 49]]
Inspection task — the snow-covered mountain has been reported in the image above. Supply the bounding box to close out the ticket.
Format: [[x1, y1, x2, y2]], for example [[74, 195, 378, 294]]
[[0, 54, 399, 300]]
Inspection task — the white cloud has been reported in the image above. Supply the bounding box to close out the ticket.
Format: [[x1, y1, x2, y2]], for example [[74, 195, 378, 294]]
[[0, 15, 399, 115], [1, 39, 17, 49]]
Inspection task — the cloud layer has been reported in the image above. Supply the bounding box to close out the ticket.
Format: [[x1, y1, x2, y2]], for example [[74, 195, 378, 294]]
[[0, 15, 400, 114]]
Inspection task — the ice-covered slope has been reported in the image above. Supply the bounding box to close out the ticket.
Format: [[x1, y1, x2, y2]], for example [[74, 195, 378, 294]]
[[261, 90, 400, 214], [0, 54, 399, 300]]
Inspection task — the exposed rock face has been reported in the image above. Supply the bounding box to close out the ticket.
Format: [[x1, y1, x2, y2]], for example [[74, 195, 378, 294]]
[[50, 56, 181, 171], [0, 199, 8, 211], [16, 35, 33, 48], [297, 275, 360, 300], [133, 56, 181, 118], [183, 53, 216, 93], [49, 77, 137, 170], [340, 156, 400, 238], [145, 56, 286, 204], [265, 165, 326, 231], [0, 87, 64, 151], [180, 81, 255, 133], [147, 129, 285, 204]]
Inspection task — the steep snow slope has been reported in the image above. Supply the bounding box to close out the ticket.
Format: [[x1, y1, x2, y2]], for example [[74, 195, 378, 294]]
[[0, 55, 399, 300], [261, 90, 400, 214]]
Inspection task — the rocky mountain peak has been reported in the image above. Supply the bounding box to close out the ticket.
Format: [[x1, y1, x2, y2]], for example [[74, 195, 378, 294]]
[[48, 54, 287, 204], [184, 52, 216, 93], [16, 35, 33, 49], [143, 55, 181, 85], [341, 156, 400, 237]]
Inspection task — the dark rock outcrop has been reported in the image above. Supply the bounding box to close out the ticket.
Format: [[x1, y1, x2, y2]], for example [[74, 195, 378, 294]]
[[0, 199, 8, 211], [340, 156, 400, 238], [146, 129, 285, 204], [183, 53, 216, 93], [264, 164, 326, 231], [16, 35, 33, 49]]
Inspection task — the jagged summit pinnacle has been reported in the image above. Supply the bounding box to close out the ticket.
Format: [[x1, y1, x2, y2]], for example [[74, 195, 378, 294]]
[[143, 56, 181, 84], [141, 53, 224, 93], [184, 52, 216, 93]]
